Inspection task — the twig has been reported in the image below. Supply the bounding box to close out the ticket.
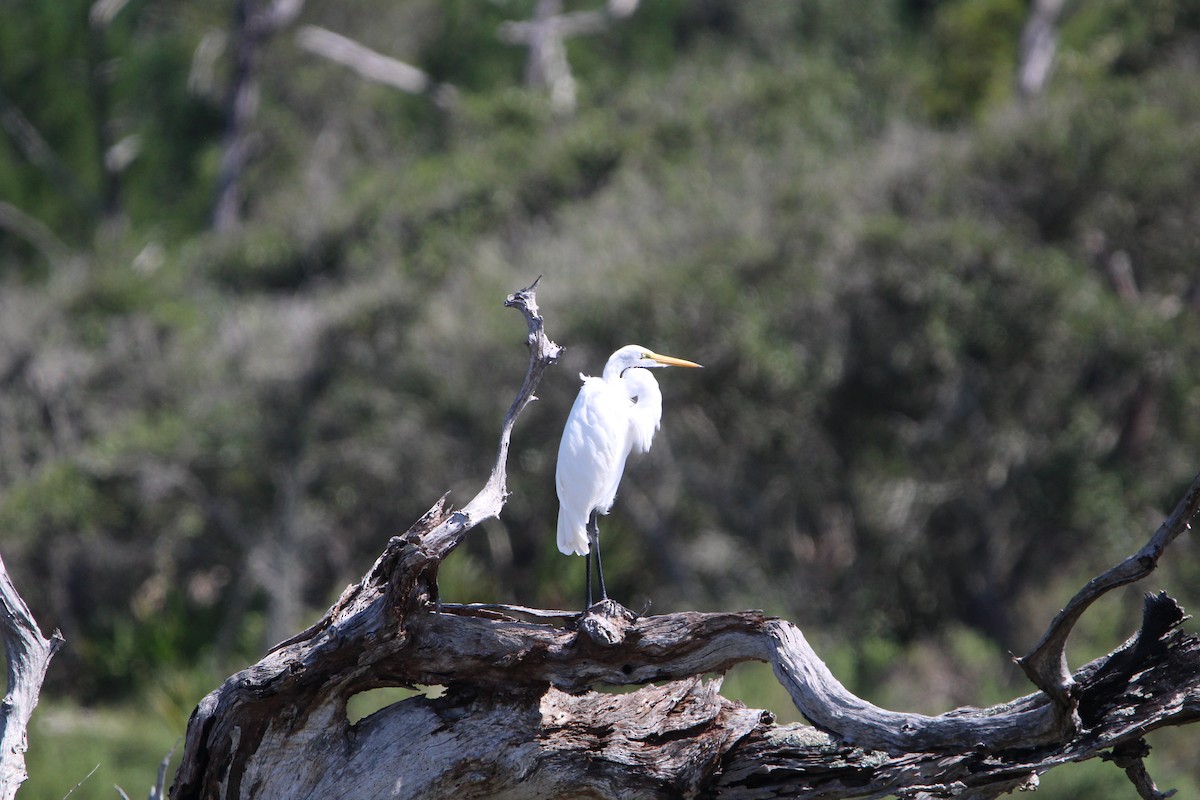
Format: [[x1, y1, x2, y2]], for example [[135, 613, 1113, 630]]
[[60, 763, 99, 799], [150, 739, 180, 800]]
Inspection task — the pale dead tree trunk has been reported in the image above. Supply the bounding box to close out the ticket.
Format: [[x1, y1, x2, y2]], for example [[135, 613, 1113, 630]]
[[87, 0, 124, 225], [498, 0, 639, 114], [212, 0, 305, 232], [0, 553, 64, 800], [1017, 0, 1067, 98], [172, 280, 1200, 799]]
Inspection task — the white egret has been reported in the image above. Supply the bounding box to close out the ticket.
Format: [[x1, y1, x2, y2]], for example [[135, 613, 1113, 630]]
[[555, 344, 702, 607]]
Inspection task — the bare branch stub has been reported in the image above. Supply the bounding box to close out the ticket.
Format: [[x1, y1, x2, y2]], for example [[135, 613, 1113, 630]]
[[1103, 739, 1178, 800], [434, 275, 561, 554], [0, 553, 64, 800], [296, 25, 432, 94]]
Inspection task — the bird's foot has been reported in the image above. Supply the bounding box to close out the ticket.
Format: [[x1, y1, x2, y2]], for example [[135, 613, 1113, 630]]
[[578, 599, 638, 646], [583, 597, 635, 618]]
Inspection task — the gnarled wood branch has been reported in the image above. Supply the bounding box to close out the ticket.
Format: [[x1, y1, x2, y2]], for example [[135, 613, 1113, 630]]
[[1017, 470, 1200, 713], [171, 281, 1200, 800]]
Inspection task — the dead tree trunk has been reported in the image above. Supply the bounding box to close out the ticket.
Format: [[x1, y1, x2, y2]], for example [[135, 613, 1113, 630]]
[[1017, 0, 1067, 98], [172, 279, 1200, 800], [0, 554, 64, 800], [498, 0, 638, 114], [212, 0, 305, 232]]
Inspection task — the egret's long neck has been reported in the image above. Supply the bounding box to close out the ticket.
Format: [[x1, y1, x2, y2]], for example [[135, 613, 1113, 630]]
[[602, 361, 628, 383]]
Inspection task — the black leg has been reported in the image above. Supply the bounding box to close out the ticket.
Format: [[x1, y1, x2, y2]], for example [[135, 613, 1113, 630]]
[[585, 543, 593, 608], [588, 512, 608, 602]]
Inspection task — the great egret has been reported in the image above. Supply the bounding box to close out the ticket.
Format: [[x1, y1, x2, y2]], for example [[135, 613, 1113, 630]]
[[555, 344, 702, 608]]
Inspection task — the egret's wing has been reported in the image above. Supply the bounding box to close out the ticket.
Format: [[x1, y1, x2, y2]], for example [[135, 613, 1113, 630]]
[[555, 377, 630, 554], [557, 377, 629, 509]]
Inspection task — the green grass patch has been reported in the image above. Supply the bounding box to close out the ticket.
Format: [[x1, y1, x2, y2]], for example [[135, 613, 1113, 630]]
[[26, 702, 181, 800]]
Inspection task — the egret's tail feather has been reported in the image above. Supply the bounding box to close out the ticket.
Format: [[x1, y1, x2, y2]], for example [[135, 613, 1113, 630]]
[[557, 508, 590, 556]]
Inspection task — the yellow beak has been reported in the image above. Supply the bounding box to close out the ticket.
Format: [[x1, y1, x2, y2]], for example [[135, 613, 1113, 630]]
[[647, 351, 703, 369]]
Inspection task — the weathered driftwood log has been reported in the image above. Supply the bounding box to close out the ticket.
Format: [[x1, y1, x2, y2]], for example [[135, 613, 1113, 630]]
[[171, 280, 1200, 800]]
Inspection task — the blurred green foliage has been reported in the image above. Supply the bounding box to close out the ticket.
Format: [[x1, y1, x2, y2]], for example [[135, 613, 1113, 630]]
[[921, 0, 1026, 121], [3, 0, 1200, 797]]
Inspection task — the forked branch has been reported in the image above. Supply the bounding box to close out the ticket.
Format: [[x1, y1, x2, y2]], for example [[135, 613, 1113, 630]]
[[456, 276, 562, 536], [1017, 470, 1200, 712]]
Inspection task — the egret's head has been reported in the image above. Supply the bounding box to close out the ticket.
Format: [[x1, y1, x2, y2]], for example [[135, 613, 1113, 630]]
[[603, 344, 702, 380]]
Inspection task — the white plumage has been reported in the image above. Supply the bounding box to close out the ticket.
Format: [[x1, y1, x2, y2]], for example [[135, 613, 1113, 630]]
[[554, 344, 701, 605]]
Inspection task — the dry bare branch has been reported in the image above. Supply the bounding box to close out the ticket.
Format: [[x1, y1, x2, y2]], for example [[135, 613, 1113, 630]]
[[1017, 470, 1200, 711], [296, 26, 432, 95]]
